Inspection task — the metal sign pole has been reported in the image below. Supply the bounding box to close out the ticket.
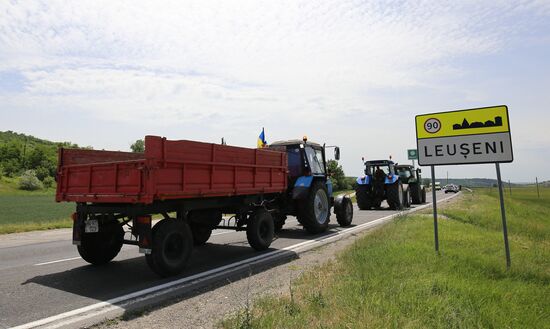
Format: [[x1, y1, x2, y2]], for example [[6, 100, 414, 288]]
[[495, 163, 511, 269], [431, 165, 439, 253]]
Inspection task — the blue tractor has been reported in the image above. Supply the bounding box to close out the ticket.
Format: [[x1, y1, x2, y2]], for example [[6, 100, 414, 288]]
[[268, 137, 353, 233], [355, 159, 411, 210]]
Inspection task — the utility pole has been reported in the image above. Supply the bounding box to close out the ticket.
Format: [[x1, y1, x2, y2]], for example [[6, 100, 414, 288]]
[[446, 171, 449, 185], [508, 180, 512, 196], [536, 177, 540, 198]]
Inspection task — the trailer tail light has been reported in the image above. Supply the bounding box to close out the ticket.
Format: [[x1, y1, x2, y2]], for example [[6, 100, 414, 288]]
[[136, 215, 152, 254], [137, 216, 151, 225]]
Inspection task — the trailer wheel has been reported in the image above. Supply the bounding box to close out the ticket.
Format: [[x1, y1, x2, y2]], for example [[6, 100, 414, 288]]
[[190, 223, 212, 246], [78, 220, 124, 265], [246, 210, 274, 251], [387, 181, 404, 210], [146, 219, 193, 277], [299, 181, 330, 234], [336, 197, 353, 227]]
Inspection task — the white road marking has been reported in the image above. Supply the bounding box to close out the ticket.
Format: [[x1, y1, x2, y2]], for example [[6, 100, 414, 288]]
[[14, 193, 459, 329], [34, 257, 82, 266]]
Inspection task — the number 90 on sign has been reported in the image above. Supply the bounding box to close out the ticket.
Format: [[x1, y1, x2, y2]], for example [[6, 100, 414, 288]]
[[424, 118, 441, 134]]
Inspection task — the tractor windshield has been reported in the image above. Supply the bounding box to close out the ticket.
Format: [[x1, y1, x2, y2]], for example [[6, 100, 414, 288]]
[[397, 168, 413, 181], [305, 147, 325, 175]]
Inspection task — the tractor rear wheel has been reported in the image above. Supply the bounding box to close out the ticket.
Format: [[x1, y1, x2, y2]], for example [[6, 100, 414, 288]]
[[246, 209, 274, 251], [78, 220, 124, 265], [146, 219, 193, 277], [298, 181, 330, 234], [387, 181, 404, 210], [356, 185, 372, 210], [410, 183, 422, 204]]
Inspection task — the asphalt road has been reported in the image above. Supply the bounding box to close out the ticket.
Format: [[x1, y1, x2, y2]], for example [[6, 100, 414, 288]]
[[0, 190, 455, 328]]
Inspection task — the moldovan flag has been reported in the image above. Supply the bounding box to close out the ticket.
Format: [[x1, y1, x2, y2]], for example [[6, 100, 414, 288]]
[[257, 128, 267, 148]]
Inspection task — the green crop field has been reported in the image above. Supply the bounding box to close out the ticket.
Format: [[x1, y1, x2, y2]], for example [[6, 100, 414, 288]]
[[0, 178, 73, 234], [222, 187, 550, 328]]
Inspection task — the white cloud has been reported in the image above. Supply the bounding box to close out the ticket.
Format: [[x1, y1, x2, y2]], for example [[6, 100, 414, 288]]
[[1, 0, 549, 180]]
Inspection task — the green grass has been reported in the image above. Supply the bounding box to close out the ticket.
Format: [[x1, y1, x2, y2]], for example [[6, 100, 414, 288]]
[[0, 177, 73, 234], [222, 188, 550, 328]]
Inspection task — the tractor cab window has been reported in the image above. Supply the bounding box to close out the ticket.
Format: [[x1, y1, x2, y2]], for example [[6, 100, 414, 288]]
[[287, 147, 303, 177], [305, 146, 325, 175], [397, 168, 412, 180]]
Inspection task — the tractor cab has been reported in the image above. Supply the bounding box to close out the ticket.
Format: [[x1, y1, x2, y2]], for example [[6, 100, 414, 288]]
[[395, 165, 421, 185], [363, 160, 398, 185], [268, 138, 339, 186]]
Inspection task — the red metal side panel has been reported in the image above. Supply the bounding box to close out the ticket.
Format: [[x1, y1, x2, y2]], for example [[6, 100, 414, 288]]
[[56, 148, 148, 203], [144, 136, 287, 200]]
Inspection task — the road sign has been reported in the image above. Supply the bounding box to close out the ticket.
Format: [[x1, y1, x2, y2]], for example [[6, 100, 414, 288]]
[[415, 105, 513, 166], [416, 105, 513, 268], [407, 149, 418, 160]]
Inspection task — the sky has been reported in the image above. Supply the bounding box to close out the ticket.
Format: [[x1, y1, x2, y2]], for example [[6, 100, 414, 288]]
[[1, 0, 549, 182]]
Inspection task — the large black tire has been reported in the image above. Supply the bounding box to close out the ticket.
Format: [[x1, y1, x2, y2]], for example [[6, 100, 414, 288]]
[[410, 183, 422, 204], [190, 223, 212, 246], [387, 181, 404, 210], [356, 185, 372, 210], [298, 181, 330, 234], [246, 209, 274, 251], [145, 219, 193, 277], [403, 188, 411, 208], [78, 220, 124, 265], [336, 197, 353, 227]]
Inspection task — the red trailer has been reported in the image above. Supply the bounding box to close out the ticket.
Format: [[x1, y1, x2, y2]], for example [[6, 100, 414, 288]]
[[57, 135, 353, 277], [57, 135, 287, 204]]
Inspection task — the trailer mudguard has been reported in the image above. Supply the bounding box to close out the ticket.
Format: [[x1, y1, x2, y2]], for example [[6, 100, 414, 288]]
[[356, 176, 370, 185]]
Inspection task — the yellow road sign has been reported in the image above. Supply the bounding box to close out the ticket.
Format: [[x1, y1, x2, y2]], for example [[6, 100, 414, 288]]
[[415, 105, 510, 139], [415, 105, 513, 166]]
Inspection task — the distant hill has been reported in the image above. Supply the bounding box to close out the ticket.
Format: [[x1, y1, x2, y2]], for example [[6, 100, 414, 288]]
[[0, 131, 86, 179]]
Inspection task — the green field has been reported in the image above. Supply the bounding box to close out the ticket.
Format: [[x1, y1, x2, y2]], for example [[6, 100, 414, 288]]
[[0, 178, 73, 234], [222, 188, 550, 328]]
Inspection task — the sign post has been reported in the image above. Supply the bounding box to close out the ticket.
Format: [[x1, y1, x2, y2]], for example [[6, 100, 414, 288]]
[[415, 105, 513, 267], [431, 165, 439, 252]]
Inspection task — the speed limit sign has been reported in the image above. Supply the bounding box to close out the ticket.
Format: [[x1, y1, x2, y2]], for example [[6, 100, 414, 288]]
[[424, 118, 441, 134]]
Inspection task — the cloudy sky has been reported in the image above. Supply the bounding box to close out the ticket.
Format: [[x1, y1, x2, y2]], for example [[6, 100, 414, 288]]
[[1, 0, 549, 182]]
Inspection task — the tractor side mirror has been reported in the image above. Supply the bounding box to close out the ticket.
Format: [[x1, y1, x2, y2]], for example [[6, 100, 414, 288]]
[[417, 168, 422, 174], [334, 147, 340, 160]]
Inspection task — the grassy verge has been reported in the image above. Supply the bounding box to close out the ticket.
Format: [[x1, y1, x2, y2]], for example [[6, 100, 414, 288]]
[[222, 188, 550, 328]]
